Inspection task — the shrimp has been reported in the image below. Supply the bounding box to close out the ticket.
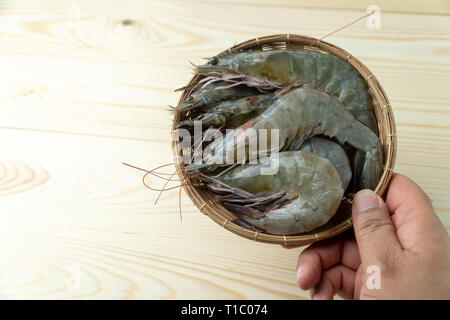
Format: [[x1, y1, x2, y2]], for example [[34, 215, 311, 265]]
[[204, 151, 344, 235], [196, 50, 378, 133], [177, 81, 259, 112], [299, 137, 352, 190], [187, 86, 383, 190], [177, 93, 275, 128]]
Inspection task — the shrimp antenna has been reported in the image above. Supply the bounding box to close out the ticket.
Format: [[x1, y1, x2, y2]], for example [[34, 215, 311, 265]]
[[122, 162, 190, 222], [316, 10, 375, 46]]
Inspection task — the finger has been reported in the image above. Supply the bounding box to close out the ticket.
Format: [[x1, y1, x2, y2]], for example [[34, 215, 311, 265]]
[[297, 239, 342, 290], [386, 173, 448, 253], [296, 235, 360, 290], [310, 265, 356, 300], [340, 238, 361, 270], [352, 189, 402, 266]]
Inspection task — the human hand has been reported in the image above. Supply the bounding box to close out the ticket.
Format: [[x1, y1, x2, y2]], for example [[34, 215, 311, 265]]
[[284, 173, 450, 299]]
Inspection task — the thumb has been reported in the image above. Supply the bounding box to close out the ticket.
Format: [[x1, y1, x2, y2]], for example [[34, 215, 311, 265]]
[[352, 190, 401, 265]]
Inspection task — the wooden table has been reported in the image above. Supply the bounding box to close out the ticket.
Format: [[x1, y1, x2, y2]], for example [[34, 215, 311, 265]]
[[0, 0, 449, 299]]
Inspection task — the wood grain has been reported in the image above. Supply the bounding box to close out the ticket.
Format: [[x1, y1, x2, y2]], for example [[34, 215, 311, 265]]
[[0, 0, 449, 299]]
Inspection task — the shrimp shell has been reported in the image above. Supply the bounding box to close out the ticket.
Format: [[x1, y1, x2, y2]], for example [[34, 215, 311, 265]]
[[214, 151, 344, 235], [299, 137, 352, 190]]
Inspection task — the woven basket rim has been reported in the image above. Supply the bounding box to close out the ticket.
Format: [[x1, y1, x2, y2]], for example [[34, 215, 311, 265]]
[[172, 33, 397, 245]]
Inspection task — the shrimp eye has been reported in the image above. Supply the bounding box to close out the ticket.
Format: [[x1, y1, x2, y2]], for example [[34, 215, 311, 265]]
[[209, 56, 219, 65]]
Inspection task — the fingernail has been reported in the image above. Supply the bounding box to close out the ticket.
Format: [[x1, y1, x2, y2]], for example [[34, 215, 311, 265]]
[[354, 190, 380, 213]]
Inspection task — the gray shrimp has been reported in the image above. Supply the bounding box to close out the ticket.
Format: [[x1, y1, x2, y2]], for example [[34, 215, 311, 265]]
[[299, 137, 352, 190], [177, 81, 259, 112], [188, 86, 383, 190], [196, 50, 378, 133], [206, 151, 344, 235], [177, 93, 275, 128]]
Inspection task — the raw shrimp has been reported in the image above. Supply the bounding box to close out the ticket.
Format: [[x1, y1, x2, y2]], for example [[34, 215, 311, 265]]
[[177, 93, 275, 128], [188, 86, 383, 190], [177, 81, 259, 112], [196, 50, 378, 133], [299, 137, 352, 190], [206, 151, 344, 235]]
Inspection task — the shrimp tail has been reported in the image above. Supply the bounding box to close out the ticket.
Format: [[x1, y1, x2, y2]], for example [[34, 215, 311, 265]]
[[359, 146, 384, 190], [352, 150, 364, 189]]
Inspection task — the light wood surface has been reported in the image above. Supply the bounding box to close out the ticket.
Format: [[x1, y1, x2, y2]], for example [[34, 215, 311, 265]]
[[0, 0, 449, 299]]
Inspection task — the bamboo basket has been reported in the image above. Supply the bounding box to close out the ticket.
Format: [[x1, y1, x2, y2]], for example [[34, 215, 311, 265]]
[[172, 34, 396, 246]]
